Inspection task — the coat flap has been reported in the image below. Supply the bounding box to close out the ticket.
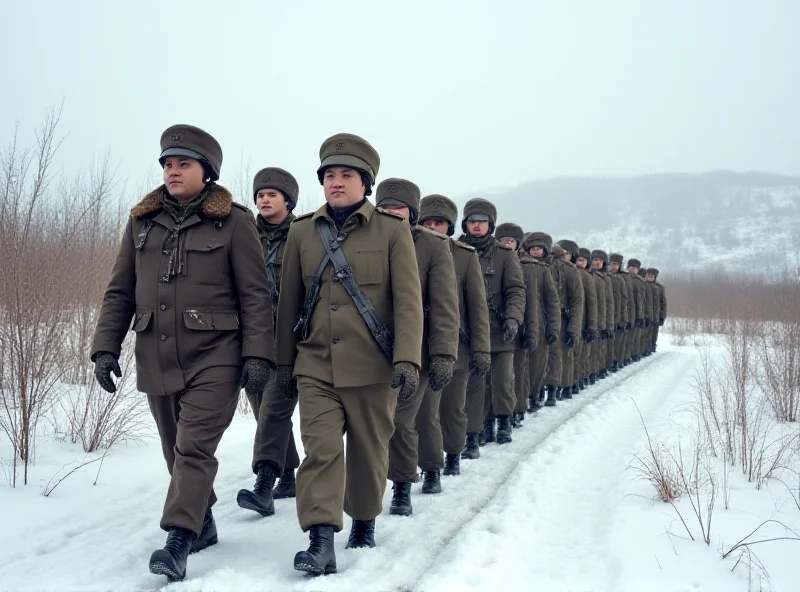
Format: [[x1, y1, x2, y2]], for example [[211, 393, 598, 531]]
[[183, 309, 239, 331], [131, 310, 153, 332]]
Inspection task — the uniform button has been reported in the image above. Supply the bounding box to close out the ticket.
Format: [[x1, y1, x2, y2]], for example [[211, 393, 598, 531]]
[[331, 304, 338, 311], [332, 336, 340, 344], [160, 304, 166, 311], [160, 335, 167, 341]]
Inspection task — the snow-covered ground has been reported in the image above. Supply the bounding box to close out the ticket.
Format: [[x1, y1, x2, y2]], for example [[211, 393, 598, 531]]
[[1, 337, 798, 591]]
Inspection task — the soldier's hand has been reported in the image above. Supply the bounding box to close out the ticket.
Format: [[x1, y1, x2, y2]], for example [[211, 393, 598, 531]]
[[600, 329, 610, 340], [240, 357, 272, 398], [502, 319, 519, 343], [586, 329, 598, 344], [277, 366, 297, 399], [392, 362, 419, 402], [428, 356, 455, 392], [469, 352, 492, 376], [626, 322, 633, 332], [546, 333, 557, 346], [616, 323, 626, 333], [644, 319, 651, 327], [659, 318, 665, 327], [523, 334, 538, 351], [635, 319, 644, 328], [94, 352, 121, 394], [565, 332, 577, 348]]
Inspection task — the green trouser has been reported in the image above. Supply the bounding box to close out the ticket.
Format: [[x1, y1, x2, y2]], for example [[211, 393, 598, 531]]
[[388, 372, 430, 483], [527, 334, 549, 396], [248, 375, 301, 474], [483, 351, 516, 421], [514, 348, 529, 413], [417, 368, 470, 470]]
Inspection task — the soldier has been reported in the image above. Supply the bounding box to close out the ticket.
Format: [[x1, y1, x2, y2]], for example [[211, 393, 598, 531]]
[[276, 133, 423, 574], [375, 179, 459, 513], [574, 248, 598, 391], [646, 268, 667, 352], [642, 268, 660, 355], [626, 258, 646, 363], [237, 167, 302, 516], [591, 250, 616, 378], [637, 267, 654, 358], [552, 240, 585, 400], [459, 199, 525, 445], [415, 195, 490, 466], [608, 253, 629, 371], [521, 232, 560, 411], [91, 125, 274, 582], [496, 223, 539, 428]]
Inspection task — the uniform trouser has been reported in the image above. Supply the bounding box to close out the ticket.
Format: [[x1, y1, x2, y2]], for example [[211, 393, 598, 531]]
[[513, 348, 529, 413], [528, 337, 549, 396], [248, 376, 301, 474], [605, 337, 614, 368], [623, 327, 635, 360], [560, 339, 576, 388], [594, 336, 604, 374], [417, 369, 469, 470], [613, 329, 626, 363], [296, 376, 396, 532], [544, 321, 565, 387], [147, 365, 240, 536], [388, 372, 430, 483], [483, 351, 516, 421], [465, 371, 488, 433], [578, 339, 589, 380]]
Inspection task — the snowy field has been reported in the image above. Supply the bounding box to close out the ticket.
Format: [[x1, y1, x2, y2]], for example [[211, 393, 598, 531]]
[[1, 336, 798, 592]]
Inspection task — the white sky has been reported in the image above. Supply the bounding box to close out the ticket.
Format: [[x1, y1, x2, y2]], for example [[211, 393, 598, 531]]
[[2, 0, 798, 203]]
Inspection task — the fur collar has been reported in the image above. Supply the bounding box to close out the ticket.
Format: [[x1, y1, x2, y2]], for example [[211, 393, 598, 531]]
[[130, 183, 233, 220]]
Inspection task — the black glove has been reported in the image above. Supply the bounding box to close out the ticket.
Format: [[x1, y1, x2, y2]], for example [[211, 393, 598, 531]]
[[644, 319, 651, 327], [523, 333, 538, 351], [546, 333, 557, 346], [428, 356, 455, 392], [587, 329, 598, 343], [240, 357, 272, 399], [94, 352, 121, 394], [635, 319, 644, 328], [469, 352, 492, 376], [600, 329, 611, 340], [565, 332, 577, 348], [626, 322, 633, 331], [617, 323, 626, 333], [392, 362, 419, 402], [659, 318, 665, 327], [276, 366, 297, 399], [502, 319, 519, 343]]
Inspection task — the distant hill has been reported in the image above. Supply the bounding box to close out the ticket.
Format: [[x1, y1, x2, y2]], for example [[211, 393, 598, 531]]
[[458, 171, 800, 276]]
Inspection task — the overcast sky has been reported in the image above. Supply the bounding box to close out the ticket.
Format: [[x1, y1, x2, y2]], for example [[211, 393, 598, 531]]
[[2, 0, 797, 205]]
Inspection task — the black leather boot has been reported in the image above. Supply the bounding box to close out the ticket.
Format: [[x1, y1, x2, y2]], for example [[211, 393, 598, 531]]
[[461, 433, 481, 460], [512, 412, 524, 428], [190, 507, 217, 554], [496, 415, 513, 444], [237, 463, 277, 516], [389, 482, 412, 516], [544, 385, 557, 407], [421, 470, 442, 494], [443, 452, 461, 475], [561, 386, 573, 400], [294, 525, 337, 575], [346, 519, 376, 549], [273, 468, 296, 499], [149, 527, 194, 582], [479, 418, 496, 445]]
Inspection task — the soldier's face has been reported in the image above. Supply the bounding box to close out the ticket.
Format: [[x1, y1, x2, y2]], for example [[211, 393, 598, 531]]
[[610, 262, 620, 273], [499, 237, 518, 250], [382, 204, 410, 221], [576, 257, 588, 269], [562, 252, 573, 262], [467, 220, 489, 237], [256, 189, 289, 223], [530, 246, 544, 258], [646, 273, 655, 281], [323, 166, 366, 208], [592, 258, 603, 270], [628, 266, 639, 275], [162, 157, 206, 202], [422, 218, 449, 235]]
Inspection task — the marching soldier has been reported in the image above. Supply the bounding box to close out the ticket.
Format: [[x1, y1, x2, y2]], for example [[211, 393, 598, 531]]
[[637, 267, 654, 358], [459, 199, 525, 445], [237, 167, 302, 516], [626, 258, 646, 362], [376, 179, 459, 514], [608, 253, 629, 371], [591, 250, 616, 378], [91, 125, 274, 581], [646, 268, 667, 352], [574, 248, 598, 391], [553, 240, 585, 400], [416, 195, 490, 465], [276, 134, 423, 574], [521, 232, 561, 411]]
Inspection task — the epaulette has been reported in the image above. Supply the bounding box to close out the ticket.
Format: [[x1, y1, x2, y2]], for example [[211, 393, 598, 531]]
[[452, 239, 476, 252], [496, 242, 514, 251], [376, 206, 405, 220], [292, 212, 314, 222], [231, 202, 252, 213], [413, 225, 448, 240]]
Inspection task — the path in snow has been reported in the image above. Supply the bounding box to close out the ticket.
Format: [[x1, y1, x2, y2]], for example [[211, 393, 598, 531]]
[[0, 349, 695, 592]]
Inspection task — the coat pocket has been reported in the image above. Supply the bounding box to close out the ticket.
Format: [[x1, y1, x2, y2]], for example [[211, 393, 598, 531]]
[[131, 310, 153, 332], [183, 308, 240, 331], [354, 250, 384, 285], [185, 240, 228, 284]]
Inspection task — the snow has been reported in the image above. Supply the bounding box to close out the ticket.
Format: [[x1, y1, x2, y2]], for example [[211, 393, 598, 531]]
[[1, 338, 798, 591]]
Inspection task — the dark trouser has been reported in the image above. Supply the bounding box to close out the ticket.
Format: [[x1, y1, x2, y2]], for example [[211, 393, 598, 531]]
[[248, 375, 301, 474], [296, 376, 396, 532], [653, 324, 661, 348], [513, 348, 529, 413], [528, 336, 549, 395], [465, 371, 488, 433], [623, 326, 635, 360], [576, 338, 587, 380], [614, 329, 626, 363], [483, 351, 515, 421], [593, 335, 603, 374], [147, 365, 241, 536], [388, 372, 430, 482], [605, 337, 614, 368], [417, 368, 469, 470], [560, 338, 576, 388], [544, 321, 564, 387]]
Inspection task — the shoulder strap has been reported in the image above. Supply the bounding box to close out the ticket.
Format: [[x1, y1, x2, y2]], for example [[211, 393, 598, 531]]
[[265, 241, 282, 303], [316, 218, 394, 361]]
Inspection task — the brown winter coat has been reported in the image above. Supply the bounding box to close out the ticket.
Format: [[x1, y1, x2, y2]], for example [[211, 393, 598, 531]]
[[628, 273, 645, 322], [479, 239, 527, 353], [655, 281, 668, 321], [451, 239, 491, 370], [412, 226, 460, 371], [276, 201, 423, 387], [640, 276, 654, 322], [602, 273, 614, 331], [91, 184, 274, 396], [517, 253, 542, 345], [525, 255, 561, 340], [550, 259, 585, 338], [579, 267, 599, 333], [610, 271, 626, 329], [591, 270, 607, 332], [257, 212, 295, 344]]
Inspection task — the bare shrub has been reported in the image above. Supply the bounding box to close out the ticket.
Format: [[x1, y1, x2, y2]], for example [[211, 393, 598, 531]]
[[756, 321, 800, 423], [631, 404, 682, 503]]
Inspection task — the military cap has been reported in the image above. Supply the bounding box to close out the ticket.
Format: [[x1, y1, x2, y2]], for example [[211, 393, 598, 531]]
[[557, 239, 580, 261], [638, 268, 647, 278], [552, 244, 566, 258], [591, 249, 609, 263], [159, 124, 223, 181], [252, 167, 299, 210], [577, 247, 592, 261], [496, 223, 524, 246], [419, 194, 458, 236], [522, 231, 553, 254], [627, 258, 642, 268], [461, 198, 497, 233], [376, 178, 420, 222], [609, 253, 624, 264], [648, 268, 660, 278], [317, 133, 380, 195]]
